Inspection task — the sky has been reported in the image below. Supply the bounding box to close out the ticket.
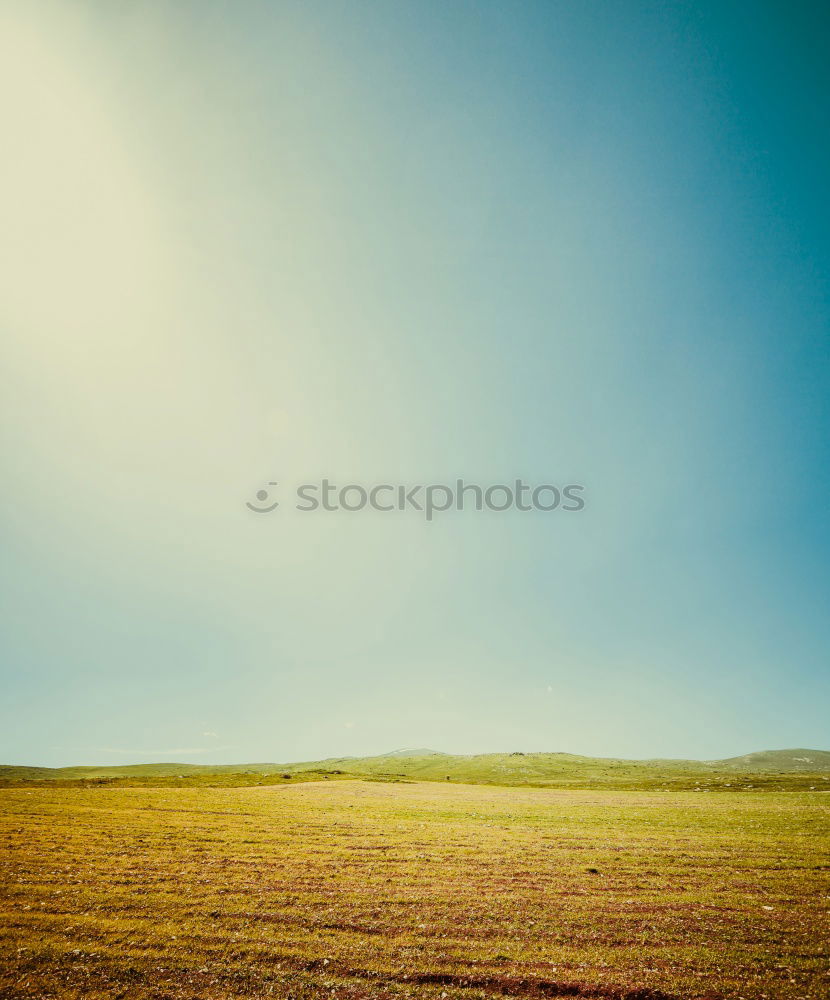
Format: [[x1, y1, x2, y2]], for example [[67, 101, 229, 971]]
[[1, 0, 828, 767]]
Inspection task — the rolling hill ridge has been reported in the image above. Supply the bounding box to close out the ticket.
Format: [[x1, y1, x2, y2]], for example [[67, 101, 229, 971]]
[[1, 747, 828, 791]]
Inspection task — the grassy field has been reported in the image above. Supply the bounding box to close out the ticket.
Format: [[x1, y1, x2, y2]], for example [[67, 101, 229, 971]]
[[1, 781, 828, 1000]]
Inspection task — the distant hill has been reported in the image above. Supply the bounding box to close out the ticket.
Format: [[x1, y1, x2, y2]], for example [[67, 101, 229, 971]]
[[1, 748, 828, 790], [712, 749, 830, 771]]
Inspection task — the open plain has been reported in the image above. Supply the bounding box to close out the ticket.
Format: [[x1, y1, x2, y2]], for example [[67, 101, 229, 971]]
[[0, 779, 828, 1000]]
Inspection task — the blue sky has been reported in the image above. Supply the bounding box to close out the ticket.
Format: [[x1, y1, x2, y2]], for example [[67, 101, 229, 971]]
[[1, 1, 828, 766]]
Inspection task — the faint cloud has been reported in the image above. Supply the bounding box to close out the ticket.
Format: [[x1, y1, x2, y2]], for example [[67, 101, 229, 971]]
[[202, 731, 219, 738], [344, 721, 355, 729], [93, 746, 232, 756]]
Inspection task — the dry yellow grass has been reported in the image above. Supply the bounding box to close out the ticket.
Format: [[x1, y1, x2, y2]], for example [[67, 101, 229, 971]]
[[1, 780, 828, 999]]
